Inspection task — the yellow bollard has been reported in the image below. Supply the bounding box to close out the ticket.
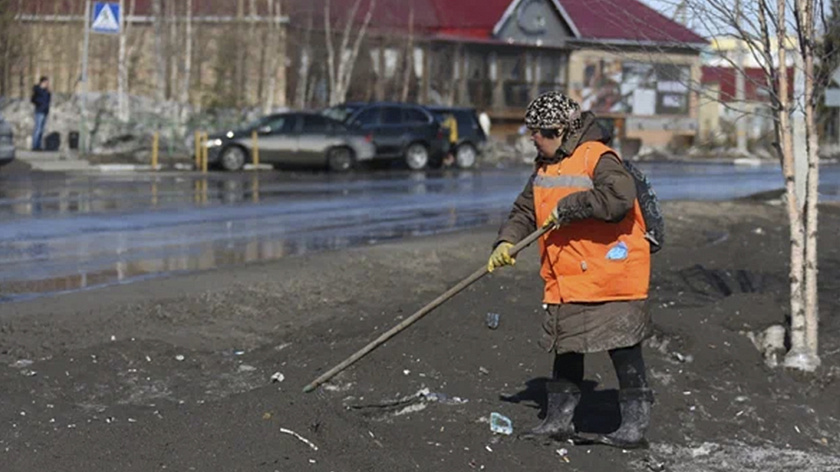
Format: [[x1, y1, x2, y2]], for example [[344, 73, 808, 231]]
[[201, 132, 209, 174], [151, 132, 159, 170], [251, 130, 260, 169], [194, 131, 201, 169]]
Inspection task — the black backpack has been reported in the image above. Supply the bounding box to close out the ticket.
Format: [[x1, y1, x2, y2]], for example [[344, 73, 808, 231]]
[[622, 160, 664, 253]]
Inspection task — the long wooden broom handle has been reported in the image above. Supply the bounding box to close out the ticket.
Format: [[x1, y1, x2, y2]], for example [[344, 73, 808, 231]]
[[303, 225, 551, 393]]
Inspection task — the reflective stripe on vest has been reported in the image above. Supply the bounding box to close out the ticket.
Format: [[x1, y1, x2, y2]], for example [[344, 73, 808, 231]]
[[533, 174, 594, 190], [533, 142, 650, 304]]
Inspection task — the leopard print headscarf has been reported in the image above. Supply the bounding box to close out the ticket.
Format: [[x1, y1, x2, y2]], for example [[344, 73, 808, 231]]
[[524, 91, 582, 133]]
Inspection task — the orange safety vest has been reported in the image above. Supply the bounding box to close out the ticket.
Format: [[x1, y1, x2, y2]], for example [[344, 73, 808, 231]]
[[533, 141, 650, 304]]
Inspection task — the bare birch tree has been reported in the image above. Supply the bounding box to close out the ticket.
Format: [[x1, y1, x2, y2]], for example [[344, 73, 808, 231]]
[[295, 13, 314, 109], [117, 0, 137, 121], [795, 0, 821, 364], [152, 0, 165, 102], [180, 0, 192, 105], [263, 0, 282, 114], [324, 0, 376, 106], [168, 0, 179, 100], [682, 0, 822, 371], [400, 7, 415, 102]]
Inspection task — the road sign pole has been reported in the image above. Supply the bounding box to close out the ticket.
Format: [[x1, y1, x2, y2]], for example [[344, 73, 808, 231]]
[[81, 0, 91, 154]]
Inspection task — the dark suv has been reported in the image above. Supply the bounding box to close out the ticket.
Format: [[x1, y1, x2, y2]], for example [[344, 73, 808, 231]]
[[426, 106, 487, 169], [323, 102, 449, 170]]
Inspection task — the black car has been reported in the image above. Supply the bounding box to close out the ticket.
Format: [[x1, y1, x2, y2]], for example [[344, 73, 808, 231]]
[[202, 112, 376, 172], [426, 106, 487, 169], [323, 102, 449, 170]]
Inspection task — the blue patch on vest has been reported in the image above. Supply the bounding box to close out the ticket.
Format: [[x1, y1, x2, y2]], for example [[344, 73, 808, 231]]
[[606, 242, 629, 261]]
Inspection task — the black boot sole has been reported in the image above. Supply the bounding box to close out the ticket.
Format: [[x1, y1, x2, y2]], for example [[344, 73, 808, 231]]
[[517, 431, 579, 443], [572, 433, 649, 450]]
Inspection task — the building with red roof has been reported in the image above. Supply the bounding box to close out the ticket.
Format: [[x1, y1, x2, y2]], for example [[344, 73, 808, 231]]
[[9, 0, 706, 149]]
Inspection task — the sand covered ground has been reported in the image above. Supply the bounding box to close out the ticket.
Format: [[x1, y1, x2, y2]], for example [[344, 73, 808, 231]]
[[1, 200, 839, 471]]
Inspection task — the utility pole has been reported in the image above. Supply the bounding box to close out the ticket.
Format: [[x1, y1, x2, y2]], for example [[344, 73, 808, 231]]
[[735, 0, 748, 155]]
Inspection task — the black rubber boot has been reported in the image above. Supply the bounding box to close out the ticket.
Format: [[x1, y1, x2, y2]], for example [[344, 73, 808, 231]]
[[521, 382, 580, 440], [596, 388, 653, 449]]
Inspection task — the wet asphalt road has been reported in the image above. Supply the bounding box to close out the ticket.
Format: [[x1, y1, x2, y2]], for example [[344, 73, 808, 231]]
[[1, 162, 839, 301]]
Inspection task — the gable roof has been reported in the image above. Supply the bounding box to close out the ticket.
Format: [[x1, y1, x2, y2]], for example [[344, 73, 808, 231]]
[[492, 0, 704, 46], [560, 0, 705, 45]]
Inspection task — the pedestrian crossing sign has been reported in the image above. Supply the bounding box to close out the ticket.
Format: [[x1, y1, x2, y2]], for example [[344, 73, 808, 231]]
[[91, 2, 121, 34]]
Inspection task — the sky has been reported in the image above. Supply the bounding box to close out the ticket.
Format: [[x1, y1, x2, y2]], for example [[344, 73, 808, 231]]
[[640, 0, 834, 38]]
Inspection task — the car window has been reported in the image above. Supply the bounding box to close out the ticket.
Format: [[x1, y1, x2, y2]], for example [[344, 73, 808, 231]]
[[302, 115, 330, 133], [327, 119, 347, 132], [381, 107, 403, 125], [403, 108, 430, 124], [352, 108, 380, 127], [262, 116, 294, 134], [322, 105, 360, 123]]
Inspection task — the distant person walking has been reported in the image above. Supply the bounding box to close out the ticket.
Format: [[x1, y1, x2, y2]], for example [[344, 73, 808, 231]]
[[31, 76, 51, 151]]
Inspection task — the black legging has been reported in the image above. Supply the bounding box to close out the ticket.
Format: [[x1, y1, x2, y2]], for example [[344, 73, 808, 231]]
[[552, 343, 648, 391]]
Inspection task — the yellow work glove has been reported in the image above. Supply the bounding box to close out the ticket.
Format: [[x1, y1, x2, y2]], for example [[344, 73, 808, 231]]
[[542, 207, 560, 229], [487, 242, 516, 273], [542, 206, 569, 229]]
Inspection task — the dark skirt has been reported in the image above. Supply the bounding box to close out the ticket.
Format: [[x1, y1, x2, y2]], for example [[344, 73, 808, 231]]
[[540, 300, 651, 354]]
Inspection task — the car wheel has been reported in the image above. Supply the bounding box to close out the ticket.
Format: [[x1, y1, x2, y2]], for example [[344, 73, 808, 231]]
[[405, 143, 429, 170], [455, 143, 477, 169], [327, 147, 355, 172], [220, 146, 247, 171]]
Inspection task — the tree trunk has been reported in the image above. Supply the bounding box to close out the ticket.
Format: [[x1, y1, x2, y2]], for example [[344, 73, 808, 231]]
[[234, 0, 246, 106], [152, 0, 165, 102], [326, 0, 375, 106], [257, 0, 269, 105], [181, 0, 192, 105], [401, 7, 414, 103], [117, 0, 128, 121], [168, 0, 178, 100], [797, 0, 822, 368], [274, 0, 287, 109], [775, 0, 808, 371], [263, 0, 278, 114], [295, 13, 313, 109], [324, 0, 337, 105]]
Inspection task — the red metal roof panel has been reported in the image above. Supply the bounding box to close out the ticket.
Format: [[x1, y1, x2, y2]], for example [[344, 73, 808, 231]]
[[560, 0, 706, 44]]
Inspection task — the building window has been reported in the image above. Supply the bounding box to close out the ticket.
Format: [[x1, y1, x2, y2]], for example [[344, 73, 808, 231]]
[[579, 59, 691, 116], [466, 50, 493, 108], [536, 52, 566, 95], [496, 51, 567, 108], [622, 62, 691, 115]]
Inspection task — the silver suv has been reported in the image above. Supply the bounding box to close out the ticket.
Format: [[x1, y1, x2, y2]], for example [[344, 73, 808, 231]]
[[0, 114, 14, 166]]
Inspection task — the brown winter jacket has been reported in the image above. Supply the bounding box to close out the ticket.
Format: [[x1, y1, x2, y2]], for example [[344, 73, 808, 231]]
[[495, 112, 637, 247]]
